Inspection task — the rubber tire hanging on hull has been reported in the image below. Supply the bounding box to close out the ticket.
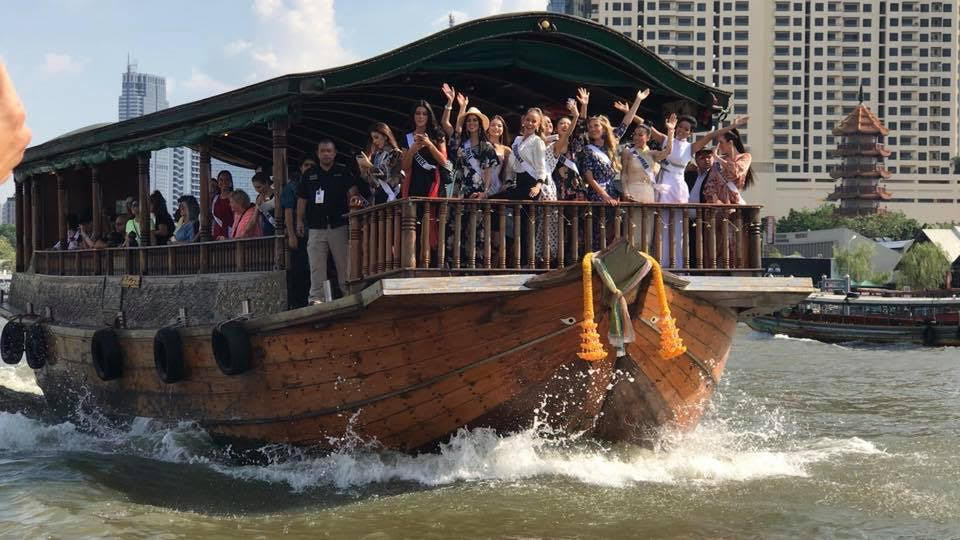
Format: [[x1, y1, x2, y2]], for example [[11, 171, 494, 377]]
[[91, 328, 123, 381], [154, 327, 185, 384], [1, 321, 24, 365], [212, 321, 251, 376], [25, 324, 47, 369], [922, 324, 938, 347]]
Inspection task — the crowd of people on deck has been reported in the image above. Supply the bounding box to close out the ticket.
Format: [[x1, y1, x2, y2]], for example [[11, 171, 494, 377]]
[[52, 84, 754, 305]]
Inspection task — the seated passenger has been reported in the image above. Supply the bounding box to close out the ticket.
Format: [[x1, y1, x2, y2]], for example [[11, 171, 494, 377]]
[[229, 190, 262, 239], [106, 214, 128, 247], [53, 213, 83, 250], [172, 196, 200, 243]]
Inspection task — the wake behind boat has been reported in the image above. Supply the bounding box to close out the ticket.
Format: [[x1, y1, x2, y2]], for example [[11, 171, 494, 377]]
[[3, 13, 812, 451]]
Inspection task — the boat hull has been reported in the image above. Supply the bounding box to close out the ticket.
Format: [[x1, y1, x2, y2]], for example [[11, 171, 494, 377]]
[[27, 258, 737, 451], [746, 315, 960, 346]]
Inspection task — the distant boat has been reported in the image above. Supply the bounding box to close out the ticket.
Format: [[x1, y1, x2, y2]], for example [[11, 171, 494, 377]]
[[747, 278, 960, 347]]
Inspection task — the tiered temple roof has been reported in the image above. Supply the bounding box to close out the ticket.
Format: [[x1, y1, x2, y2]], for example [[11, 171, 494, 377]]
[[826, 102, 892, 215]]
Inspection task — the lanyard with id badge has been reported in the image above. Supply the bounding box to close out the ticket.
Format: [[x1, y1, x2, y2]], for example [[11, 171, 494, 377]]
[[315, 187, 325, 204]]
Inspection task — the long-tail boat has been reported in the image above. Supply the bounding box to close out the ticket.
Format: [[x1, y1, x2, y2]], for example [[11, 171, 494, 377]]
[[2, 13, 813, 451], [747, 277, 960, 347]]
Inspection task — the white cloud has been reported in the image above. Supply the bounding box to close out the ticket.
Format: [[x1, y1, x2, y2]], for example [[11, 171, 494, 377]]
[[243, 0, 355, 76], [39, 53, 86, 75], [435, 0, 549, 30], [224, 40, 252, 56], [182, 68, 235, 98]]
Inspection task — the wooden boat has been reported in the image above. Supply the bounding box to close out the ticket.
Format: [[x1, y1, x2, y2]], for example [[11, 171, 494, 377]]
[[747, 278, 960, 347], [3, 13, 813, 451]]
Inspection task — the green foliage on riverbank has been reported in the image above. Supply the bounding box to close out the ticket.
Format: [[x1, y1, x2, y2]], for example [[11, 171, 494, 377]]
[[776, 205, 927, 241]]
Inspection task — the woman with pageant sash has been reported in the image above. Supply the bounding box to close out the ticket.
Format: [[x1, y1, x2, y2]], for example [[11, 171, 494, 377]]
[[400, 100, 451, 199], [578, 88, 648, 207], [620, 114, 676, 252], [357, 122, 403, 205]]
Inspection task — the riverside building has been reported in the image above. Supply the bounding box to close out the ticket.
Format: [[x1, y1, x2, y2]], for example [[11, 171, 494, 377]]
[[582, 0, 960, 222]]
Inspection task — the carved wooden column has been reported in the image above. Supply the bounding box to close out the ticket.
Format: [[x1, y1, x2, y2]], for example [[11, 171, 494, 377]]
[[30, 176, 39, 258], [746, 207, 762, 273], [400, 200, 417, 269], [14, 178, 24, 272], [56, 171, 67, 250], [137, 154, 150, 247], [198, 144, 211, 242], [269, 118, 289, 271], [90, 166, 102, 239]]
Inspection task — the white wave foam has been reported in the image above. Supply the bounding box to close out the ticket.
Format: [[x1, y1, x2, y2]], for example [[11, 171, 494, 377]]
[[0, 399, 885, 493], [0, 364, 42, 395]]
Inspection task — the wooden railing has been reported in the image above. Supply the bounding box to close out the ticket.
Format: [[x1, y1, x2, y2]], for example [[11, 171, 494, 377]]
[[347, 198, 763, 282], [32, 236, 279, 276]]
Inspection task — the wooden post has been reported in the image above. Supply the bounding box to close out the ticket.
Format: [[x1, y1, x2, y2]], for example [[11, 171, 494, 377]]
[[483, 205, 492, 269], [419, 202, 431, 268], [467, 204, 478, 269], [570, 206, 579, 263], [348, 213, 362, 281], [361, 214, 370, 276], [437, 203, 448, 269], [198, 144, 212, 242], [14, 179, 24, 272], [30, 177, 39, 259], [385, 205, 396, 271], [695, 207, 704, 269], [452, 203, 462, 269], [512, 203, 521, 269], [56, 171, 67, 250], [137, 154, 150, 246], [705, 207, 716, 270], [91, 166, 102, 239], [746, 207, 762, 271], [400, 200, 417, 269], [498, 204, 507, 269], [270, 119, 289, 270]]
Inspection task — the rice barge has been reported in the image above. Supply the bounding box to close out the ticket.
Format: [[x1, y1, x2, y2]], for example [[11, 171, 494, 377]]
[[2, 13, 812, 451], [747, 278, 960, 347]]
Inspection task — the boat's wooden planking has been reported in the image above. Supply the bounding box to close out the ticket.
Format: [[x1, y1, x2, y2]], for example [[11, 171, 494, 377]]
[[34, 272, 737, 450]]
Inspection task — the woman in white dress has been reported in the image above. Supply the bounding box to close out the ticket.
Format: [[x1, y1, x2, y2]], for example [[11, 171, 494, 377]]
[[620, 110, 749, 268], [620, 114, 676, 252]]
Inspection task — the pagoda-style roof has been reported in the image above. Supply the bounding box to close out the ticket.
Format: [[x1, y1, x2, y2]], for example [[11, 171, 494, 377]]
[[15, 12, 729, 178], [826, 186, 892, 201], [832, 103, 890, 136], [829, 167, 892, 180], [833, 142, 892, 158]]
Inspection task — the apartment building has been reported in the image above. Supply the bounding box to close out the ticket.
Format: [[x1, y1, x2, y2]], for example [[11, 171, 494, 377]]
[[579, 1, 960, 222]]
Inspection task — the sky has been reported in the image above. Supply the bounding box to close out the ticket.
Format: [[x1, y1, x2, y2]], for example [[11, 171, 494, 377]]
[[0, 0, 548, 197]]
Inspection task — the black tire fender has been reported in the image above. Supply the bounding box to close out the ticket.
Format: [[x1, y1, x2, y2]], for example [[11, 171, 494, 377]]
[[25, 324, 47, 369], [212, 321, 251, 376], [154, 327, 185, 384], [1, 321, 25, 365], [91, 328, 123, 381]]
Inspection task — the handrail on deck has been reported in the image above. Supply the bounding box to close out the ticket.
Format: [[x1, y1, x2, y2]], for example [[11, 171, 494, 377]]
[[31, 236, 280, 277], [347, 198, 764, 282]]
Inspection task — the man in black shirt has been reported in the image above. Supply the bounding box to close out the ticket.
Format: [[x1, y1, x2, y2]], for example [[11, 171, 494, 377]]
[[297, 139, 362, 303]]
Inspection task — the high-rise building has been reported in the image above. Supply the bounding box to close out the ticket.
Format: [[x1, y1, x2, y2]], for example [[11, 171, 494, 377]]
[[589, 0, 960, 222], [1, 196, 15, 226], [118, 61, 254, 211], [548, 0, 593, 17]]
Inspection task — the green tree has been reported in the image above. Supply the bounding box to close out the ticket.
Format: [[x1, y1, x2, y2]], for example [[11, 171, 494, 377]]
[[767, 247, 783, 258], [0, 236, 14, 272], [897, 242, 950, 291], [0, 224, 14, 250], [840, 212, 922, 241], [834, 242, 876, 282], [776, 204, 839, 233]]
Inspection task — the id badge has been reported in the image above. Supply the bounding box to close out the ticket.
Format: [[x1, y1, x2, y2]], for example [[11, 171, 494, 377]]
[[315, 188, 325, 204]]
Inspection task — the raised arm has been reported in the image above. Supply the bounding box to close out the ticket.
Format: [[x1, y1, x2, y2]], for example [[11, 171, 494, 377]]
[[553, 98, 581, 157], [440, 83, 456, 137], [619, 88, 649, 131], [576, 87, 590, 120], [691, 116, 749, 154], [453, 93, 469, 136], [649, 113, 677, 161]]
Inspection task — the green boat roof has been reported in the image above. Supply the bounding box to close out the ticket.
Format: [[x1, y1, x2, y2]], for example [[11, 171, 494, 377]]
[[16, 11, 730, 178]]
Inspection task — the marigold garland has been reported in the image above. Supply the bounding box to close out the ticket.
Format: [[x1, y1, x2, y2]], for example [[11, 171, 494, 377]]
[[577, 252, 607, 362], [639, 252, 687, 360]]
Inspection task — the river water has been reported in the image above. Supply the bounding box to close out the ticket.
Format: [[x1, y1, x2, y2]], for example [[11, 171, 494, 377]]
[[0, 324, 957, 538]]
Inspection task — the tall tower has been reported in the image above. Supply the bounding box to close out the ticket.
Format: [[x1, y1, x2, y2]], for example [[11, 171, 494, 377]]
[[826, 97, 893, 216], [118, 60, 175, 209]]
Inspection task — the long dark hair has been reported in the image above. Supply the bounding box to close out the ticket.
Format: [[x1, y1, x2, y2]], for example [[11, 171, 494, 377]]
[[463, 112, 490, 143], [724, 128, 754, 188], [488, 114, 511, 146], [367, 122, 399, 156], [408, 100, 443, 142]]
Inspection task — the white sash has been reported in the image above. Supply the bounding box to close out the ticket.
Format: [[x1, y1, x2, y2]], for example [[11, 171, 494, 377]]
[[377, 179, 397, 201], [559, 155, 580, 176], [212, 194, 224, 228], [407, 132, 436, 171], [586, 144, 612, 168], [512, 135, 540, 178]]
